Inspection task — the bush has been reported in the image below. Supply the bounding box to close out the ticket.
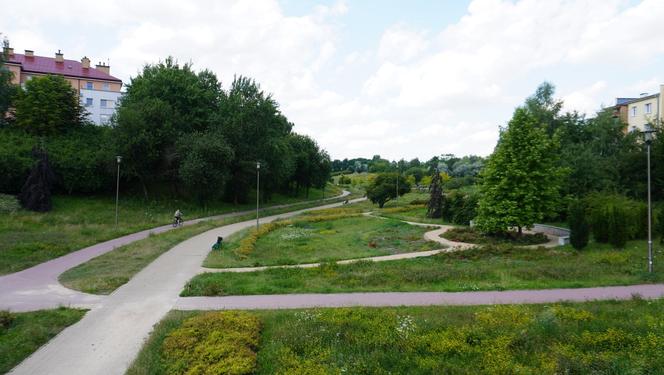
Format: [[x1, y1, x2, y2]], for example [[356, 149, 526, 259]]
[[441, 227, 549, 245], [568, 201, 589, 250], [161, 311, 261, 375], [442, 190, 479, 225], [0, 129, 35, 194], [0, 310, 14, 329], [0, 194, 20, 213], [586, 194, 645, 247]]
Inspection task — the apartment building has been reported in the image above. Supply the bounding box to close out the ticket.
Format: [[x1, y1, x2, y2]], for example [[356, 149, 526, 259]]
[[613, 85, 664, 132], [3, 44, 122, 125]]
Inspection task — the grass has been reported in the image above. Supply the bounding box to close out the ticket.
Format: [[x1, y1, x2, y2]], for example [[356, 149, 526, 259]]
[[0, 308, 86, 374], [203, 215, 440, 268], [127, 298, 664, 374], [0, 185, 341, 276], [59, 191, 358, 295], [442, 226, 550, 245], [182, 240, 664, 296], [372, 191, 452, 225]]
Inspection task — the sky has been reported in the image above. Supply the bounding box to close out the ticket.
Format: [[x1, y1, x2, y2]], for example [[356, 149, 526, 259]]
[[2, 0, 664, 161]]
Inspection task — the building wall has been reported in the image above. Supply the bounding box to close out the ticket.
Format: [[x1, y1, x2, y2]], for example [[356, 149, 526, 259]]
[[18, 72, 121, 93], [80, 89, 122, 125], [7, 64, 21, 85], [627, 95, 661, 132]]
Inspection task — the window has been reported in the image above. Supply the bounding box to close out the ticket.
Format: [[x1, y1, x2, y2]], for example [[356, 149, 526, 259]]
[[102, 83, 110, 91], [100, 99, 113, 108], [631, 106, 637, 117], [86, 81, 93, 89], [85, 98, 93, 107], [100, 114, 110, 123], [645, 103, 652, 114]]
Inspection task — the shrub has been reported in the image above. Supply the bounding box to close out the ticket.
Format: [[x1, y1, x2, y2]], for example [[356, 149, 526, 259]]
[[161, 311, 261, 375], [0, 310, 14, 329], [0, 194, 20, 213], [442, 190, 479, 225], [568, 201, 589, 250], [657, 209, 664, 243], [587, 193, 646, 246]]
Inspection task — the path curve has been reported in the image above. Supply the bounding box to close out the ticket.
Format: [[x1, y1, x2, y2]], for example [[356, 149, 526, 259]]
[[198, 214, 558, 274], [0, 190, 350, 312], [8, 196, 365, 375]]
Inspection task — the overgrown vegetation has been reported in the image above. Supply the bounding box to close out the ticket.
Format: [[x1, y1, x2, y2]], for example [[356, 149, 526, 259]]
[[0, 308, 86, 373], [128, 299, 664, 374], [183, 239, 663, 296], [441, 226, 549, 245], [203, 215, 439, 269]]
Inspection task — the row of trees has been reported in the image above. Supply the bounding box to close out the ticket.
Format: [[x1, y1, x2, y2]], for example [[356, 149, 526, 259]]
[[0, 53, 332, 206]]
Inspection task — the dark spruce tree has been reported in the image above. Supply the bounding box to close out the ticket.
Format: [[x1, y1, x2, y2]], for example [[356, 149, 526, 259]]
[[19, 147, 55, 212], [568, 200, 589, 250], [426, 169, 443, 218]]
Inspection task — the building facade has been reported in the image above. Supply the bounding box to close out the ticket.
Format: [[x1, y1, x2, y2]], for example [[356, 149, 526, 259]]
[[613, 85, 664, 132], [3, 45, 122, 125]]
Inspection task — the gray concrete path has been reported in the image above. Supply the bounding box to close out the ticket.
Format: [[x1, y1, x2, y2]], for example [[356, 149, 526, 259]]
[[0, 191, 350, 312], [8, 197, 363, 375], [175, 284, 664, 310]]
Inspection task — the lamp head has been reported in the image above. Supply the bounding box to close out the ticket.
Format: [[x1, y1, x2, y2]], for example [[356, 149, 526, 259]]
[[642, 124, 655, 144], [116, 156, 122, 163], [257, 161, 261, 169]]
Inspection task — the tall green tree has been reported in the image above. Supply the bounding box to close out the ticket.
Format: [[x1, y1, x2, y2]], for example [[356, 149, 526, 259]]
[[113, 57, 223, 197], [476, 107, 564, 234], [13, 75, 84, 135], [426, 169, 443, 218], [288, 133, 331, 197], [217, 76, 293, 203], [366, 173, 410, 208]]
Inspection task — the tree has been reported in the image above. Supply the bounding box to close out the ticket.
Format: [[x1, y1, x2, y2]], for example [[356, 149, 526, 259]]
[[13, 75, 84, 135], [113, 57, 223, 197], [366, 173, 410, 208], [19, 147, 55, 212], [217, 76, 293, 203], [0, 37, 17, 126], [176, 131, 234, 204], [476, 107, 564, 234], [568, 200, 589, 250], [426, 169, 443, 218], [288, 133, 331, 197]]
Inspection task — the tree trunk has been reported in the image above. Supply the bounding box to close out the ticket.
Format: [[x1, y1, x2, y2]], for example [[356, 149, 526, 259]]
[[518, 226, 522, 236]]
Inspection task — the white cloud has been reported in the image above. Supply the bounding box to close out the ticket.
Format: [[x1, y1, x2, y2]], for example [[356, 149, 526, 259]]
[[3, 0, 664, 161]]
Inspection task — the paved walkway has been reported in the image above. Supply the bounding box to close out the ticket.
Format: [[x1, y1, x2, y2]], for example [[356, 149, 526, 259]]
[[175, 283, 664, 310], [8, 197, 362, 375], [0, 191, 350, 312]]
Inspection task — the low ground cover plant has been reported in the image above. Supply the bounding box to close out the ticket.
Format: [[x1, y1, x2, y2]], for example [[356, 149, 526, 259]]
[[442, 226, 549, 245], [129, 299, 664, 374], [161, 311, 260, 375]]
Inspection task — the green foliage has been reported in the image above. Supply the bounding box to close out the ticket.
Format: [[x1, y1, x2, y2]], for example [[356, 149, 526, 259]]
[[366, 173, 410, 208], [176, 131, 233, 203], [442, 190, 478, 225], [657, 209, 664, 244], [442, 226, 549, 245], [161, 311, 260, 375], [426, 169, 443, 218], [0, 44, 18, 126], [0, 310, 14, 329], [0, 193, 20, 213], [13, 75, 84, 135], [586, 193, 647, 247], [476, 107, 564, 233], [287, 133, 331, 197], [568, 200, 589, 250], [0, 129, 34, 193]]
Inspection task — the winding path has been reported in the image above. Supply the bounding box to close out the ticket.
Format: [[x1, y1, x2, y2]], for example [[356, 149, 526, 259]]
[[0, 191, 351, 312], [5, 195, 664, 375], [7, 196, 362, 375]]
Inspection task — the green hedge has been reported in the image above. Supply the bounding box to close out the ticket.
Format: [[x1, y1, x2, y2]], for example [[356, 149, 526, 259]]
[[586, 193, 647, 248], [442, 190, 479, 225]]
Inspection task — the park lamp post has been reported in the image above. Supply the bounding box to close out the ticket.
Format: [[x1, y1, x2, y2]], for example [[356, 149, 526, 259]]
[[642, 124, 655, 273], [115, 156, 122, 227], [256, 161, 261, 230]]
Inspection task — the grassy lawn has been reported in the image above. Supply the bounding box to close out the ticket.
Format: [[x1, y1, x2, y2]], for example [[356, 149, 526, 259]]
[[183, 240, 663, 296], [371, 191, 452, 225], [0, 308, 86, 374], [127, 299, 664, 374], [0, 185, 341, 276], [203, 215, 440, 269], [60, 192, 357, 295]]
